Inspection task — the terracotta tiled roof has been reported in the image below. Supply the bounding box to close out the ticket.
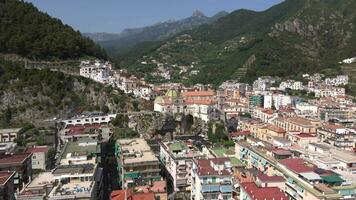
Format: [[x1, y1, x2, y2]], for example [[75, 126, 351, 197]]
[[323, 123, 344, 130], [285, 117, 313, 126], [0, 171, 15, 185], [279, 158, 317, 174], [185, 99, 216, 105], [182, 90, 215, 97], [230, 130, 251, 137], [195, 158, 231, 176], [241, 182, 289, 200], [132, 192, 155, 200], [257, 173, 285, 183], [0, 153, 32, 166], [25, 146, 49, 153], [267, 124, 286, 133], [296, 133, 317, 138], [150, 180, 166, 193]]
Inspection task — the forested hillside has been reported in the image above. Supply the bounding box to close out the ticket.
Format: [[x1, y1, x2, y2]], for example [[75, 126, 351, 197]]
[[117, 0, 356, 86], [0, 0, 107, 60]]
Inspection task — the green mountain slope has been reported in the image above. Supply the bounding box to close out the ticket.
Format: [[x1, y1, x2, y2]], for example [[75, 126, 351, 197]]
[[93, 10, 228, 57], [117, 0, 356, 86], [0, 1, 149, 127], [0, 58, 150, 127], [0, 0, 107, 60]]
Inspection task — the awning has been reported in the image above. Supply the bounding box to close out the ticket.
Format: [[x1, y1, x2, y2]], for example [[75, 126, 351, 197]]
[[321, 175, 344, 184]]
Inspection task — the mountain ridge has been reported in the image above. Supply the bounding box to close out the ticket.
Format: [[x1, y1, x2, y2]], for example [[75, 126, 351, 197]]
[[85, 10, 229, 56], [115, 0, 356, 88]]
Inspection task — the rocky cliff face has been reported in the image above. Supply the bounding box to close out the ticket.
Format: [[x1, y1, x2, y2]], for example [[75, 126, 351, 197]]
[[128, 113, 205, 140], [0, 59, 149, 127]]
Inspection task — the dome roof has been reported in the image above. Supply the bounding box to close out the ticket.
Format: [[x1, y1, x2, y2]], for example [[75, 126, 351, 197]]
[[165, 89, 178, 97]]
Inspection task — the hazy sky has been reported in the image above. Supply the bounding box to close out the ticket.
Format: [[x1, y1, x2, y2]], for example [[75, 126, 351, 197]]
[[26, 0, 284, 33]]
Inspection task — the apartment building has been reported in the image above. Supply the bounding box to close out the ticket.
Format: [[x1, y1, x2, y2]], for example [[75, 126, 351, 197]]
[[0, 128, 21, 142], [0, 171, 15, 200], [48, 139, 102, 200], [25, 146, 49, 170], [159, 141, 203, 193], [317, 123, 355, 151], [0, 153, 32, 193], [116, 138, 161, 188], [191, 158, 233, 200], [273, 117, 320, 133]]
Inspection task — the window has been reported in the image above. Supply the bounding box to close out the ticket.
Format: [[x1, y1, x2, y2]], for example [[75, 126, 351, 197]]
[[212, 177, 216, 183], [203, 177, 207, 184]]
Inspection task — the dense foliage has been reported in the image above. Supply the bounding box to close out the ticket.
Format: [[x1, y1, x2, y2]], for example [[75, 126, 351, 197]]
[[0, 0, 107, 60]]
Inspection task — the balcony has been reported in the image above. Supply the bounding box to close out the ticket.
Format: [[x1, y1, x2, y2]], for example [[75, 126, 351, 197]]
[[176, 178, 187, 186], [201, 185, 220, 193], [220, 185, 233, 193]]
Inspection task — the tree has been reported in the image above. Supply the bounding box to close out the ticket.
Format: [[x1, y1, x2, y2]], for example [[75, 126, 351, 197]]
[[101, 105, 110, 114], [0, 105, 12, 128], [112, 114, 129, 128]]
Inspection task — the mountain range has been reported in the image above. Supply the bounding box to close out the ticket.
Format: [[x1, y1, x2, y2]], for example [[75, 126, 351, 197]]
[[84, 10, 229, 56], [114, 0, 356, 90]]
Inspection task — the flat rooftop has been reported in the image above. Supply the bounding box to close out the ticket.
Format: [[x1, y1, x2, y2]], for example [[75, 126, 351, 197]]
[[27, 172, 54, 188], [62, 139, 99, 158], [53, 164, 95, 175], [0, 128, 21, 134], [118, 138, 158, 165], [49, 181, 94, 199], [331, 149, 356, 163]]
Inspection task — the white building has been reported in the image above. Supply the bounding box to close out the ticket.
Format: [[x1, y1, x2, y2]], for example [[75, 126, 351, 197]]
[[25, 146, 49, 170], [253, 77, 275, 91], [0, 128, 21, 142], [159, 141, 202, 192], [279, 80, 304, 91], [295, 102, 319, 118], [48, 139, 102, 200], [263, 95, 273, 109], [324, 75, 349, 86], [273, 94, 292, 109], [59, 114, 116, 127], [314, 87, 345, 98]]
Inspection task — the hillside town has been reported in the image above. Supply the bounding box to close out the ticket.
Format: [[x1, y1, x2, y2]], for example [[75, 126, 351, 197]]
[[4, 0, 356, 199], [0, 59, 354, 200]]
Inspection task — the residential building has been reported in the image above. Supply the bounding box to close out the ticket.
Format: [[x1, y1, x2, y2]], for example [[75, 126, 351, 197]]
[[48, 138, 102, 200], [0, 153, 32, 192], [191, 158, 233, 200], [240, 182, 289, 200], [59, 113, 116, 128], [58, 124, 112, 143], [25, 146, 49, 170], [252, 77, 275, 91], [0, 128, 21, 142], [159, 141, 203, 192], [273, 117, 320, 133], [263, 94, 273, 109], [317, 123, 355, 151], [0, 171, 15, 200], [17, 172, 54, 200], [0, 142, 17, 158], [248, 95, 263, 109], [116, 138, 161, 188], [273, 94, 292, 109], [287, 132, 319, 147]]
